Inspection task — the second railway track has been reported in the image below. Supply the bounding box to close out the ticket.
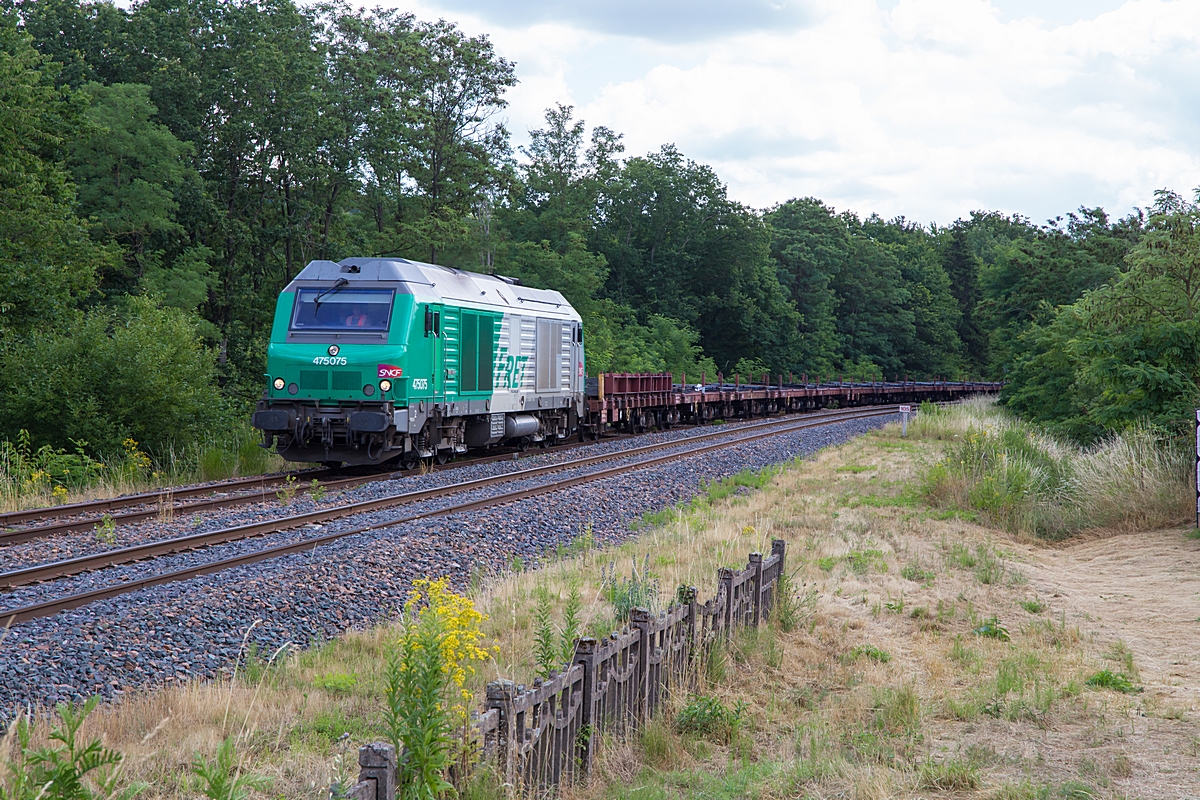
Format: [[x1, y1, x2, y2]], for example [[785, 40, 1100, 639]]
[[1, 406, 896, 625]]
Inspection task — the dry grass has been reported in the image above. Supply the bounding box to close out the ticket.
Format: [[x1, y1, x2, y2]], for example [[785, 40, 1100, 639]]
[[6, 416, 1199, 798]]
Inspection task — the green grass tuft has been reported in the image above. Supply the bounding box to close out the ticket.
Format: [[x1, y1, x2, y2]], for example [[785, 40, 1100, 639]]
[[1085, 670, 1142, 694]]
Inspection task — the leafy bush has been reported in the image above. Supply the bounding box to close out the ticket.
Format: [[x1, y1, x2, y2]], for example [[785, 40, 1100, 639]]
[[843, 644, 891, 664], [675, 696, 746, 743], [0, 297, 229, 459], [0, 696, 143, 800], [1085, 670, 1142, 694], [974, 616, 1011, 641], [191, 738, 271, 800], [0, 430, 103, 506], [313, 672, 358, 694]]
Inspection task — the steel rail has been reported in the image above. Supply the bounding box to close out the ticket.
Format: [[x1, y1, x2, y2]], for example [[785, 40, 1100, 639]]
[[0, 404, 873, 546], [0, 406, 891, 588], [0, 407, 895, 625], [0, 467, 340, 530], [0, 436, 639, 546]]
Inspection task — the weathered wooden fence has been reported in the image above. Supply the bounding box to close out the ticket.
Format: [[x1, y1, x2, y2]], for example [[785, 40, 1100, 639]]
[[346, 539, 787, 798]]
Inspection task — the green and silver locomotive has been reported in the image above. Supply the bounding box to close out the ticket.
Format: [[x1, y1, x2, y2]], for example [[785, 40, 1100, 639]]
[[251, 258, 585, 466]]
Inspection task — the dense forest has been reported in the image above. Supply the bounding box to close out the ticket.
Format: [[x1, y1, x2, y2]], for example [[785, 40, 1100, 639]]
[[1, 0, 1198, 467]]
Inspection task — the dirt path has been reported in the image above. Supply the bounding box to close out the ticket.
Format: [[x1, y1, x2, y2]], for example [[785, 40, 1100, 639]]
[[1028, 528, 1200, 708]]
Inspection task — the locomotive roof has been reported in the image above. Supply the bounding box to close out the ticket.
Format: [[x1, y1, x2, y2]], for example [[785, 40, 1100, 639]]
[[288, 258, 580, 321]]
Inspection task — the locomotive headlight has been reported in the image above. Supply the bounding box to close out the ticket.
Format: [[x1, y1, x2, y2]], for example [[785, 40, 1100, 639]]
[[362, 383, 376, 397], [379, 379, 392, 392], [273, 377, 285, 390]]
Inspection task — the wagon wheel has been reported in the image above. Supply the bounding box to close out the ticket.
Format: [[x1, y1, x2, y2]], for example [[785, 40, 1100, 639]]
[[434, 449, 450, 465]]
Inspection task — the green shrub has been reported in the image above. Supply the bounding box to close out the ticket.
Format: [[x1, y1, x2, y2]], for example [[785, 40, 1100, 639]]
[[191, 738, 271, 800], [675, 696, 746, 743], [313, 672, 358, 694], [0, 696, 144, 800], [974, 616, 1011, 641], [843, 644, 891, 664], [0, 297, 229, 459], [1085, 670, 1142, 694]]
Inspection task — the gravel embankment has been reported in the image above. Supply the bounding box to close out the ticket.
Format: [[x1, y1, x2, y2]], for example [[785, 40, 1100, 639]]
[[0, 415, 889, 712]]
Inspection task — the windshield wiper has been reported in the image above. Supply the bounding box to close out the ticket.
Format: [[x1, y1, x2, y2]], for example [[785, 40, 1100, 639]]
[[312, 277, 348, 306]]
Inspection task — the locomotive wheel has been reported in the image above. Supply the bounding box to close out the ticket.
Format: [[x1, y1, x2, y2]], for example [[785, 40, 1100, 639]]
[[434, 449, 450, 465], [400, 452, 420, 470]]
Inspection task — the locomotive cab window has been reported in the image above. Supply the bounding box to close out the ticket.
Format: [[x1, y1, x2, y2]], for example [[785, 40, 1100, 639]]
[[290, 288, 393, 332]]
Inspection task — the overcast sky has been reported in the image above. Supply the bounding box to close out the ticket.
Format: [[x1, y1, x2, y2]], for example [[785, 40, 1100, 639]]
[[377, 0, 1200, 227]]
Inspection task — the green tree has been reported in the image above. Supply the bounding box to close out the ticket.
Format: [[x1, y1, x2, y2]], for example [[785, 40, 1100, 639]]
[[764, 198, 841, 377], [863, 215, 962, 378], [592, 145, 802, 374], [1004, 190, 1200, 439], [69, 82, 198, 294], [979, 208, 1140, 377], [941, 223, 987, 374], [0, 18, 111, 334]]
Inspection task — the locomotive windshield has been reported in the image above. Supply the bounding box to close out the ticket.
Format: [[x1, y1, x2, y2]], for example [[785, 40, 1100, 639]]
[[290, 288, 394, 332]]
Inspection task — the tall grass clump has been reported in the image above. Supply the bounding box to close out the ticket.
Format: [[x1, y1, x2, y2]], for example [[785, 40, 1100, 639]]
[[383, 578, 491, 798], [907, 396, 1010, 440], [919, 403, 1191, 539]]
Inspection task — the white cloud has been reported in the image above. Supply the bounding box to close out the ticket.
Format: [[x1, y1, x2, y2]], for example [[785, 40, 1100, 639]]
[[376, 0, 1200, 224]]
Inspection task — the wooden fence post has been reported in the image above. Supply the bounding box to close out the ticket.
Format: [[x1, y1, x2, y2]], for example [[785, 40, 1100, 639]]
[[573, 638, 599, 779], [630, 607, 653, 723], [718, 567, 735, 636], [749, 552, 764, 627], [348, 742, 395, 800], [486, 680, 517, 788], [682, 586, 698, 650], [767, 539, 787, 619]]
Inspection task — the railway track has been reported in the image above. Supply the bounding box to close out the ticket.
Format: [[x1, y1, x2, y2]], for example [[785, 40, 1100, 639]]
[[0, 402, 891, 545], [0, 436, 630, 546], [0, 405, 896, 626], [0, 467, 338, 530]]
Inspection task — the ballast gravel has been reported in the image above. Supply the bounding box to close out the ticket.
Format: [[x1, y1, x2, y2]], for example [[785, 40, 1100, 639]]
[[0, 415, 890, 713]]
